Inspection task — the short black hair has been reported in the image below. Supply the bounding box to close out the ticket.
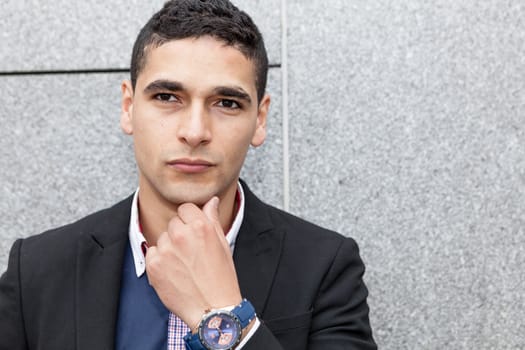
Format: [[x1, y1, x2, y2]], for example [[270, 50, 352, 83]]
[[130, 0, 269, 102]]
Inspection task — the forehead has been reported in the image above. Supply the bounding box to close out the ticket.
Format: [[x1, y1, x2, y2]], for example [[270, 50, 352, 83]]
[[138, 36, 257, 95]]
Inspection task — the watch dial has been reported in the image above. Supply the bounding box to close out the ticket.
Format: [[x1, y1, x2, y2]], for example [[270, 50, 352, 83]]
[[201, 312, 241, 349]]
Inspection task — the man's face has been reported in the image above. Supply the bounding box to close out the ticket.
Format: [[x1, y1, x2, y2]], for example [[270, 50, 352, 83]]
[[120, 36, 270, 206]]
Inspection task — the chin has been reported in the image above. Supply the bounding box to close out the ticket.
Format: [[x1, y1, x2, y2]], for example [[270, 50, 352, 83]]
[[162, 188, 215, 206]]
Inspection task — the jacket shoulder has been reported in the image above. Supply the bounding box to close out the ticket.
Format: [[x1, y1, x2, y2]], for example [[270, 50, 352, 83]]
[[264, 202, 353, 247], [19, 195, 133, 257]]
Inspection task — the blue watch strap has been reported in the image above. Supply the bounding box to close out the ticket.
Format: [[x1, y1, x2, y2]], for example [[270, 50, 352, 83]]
[[232, 299, 256, 328], [183, 332, 207, 350]]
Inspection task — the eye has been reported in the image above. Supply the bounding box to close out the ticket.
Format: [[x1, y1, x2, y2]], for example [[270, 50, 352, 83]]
[[217, 99, 241, 109], [154, 93, 178, 102]]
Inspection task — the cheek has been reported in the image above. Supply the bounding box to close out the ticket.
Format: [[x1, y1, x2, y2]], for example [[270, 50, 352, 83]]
[[132, 121, 166, 161], [223, 125, 254, 153], [225, 118, 257, 142], [220, 132, 253, 169], [132, 106, 169, 143]]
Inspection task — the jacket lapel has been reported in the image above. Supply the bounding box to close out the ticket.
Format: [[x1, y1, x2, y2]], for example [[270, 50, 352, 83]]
[[75, 196, 132, 350], [234, 184, 284, 317]]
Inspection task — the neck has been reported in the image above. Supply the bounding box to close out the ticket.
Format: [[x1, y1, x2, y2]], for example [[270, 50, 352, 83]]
[[137, 184, 239, 246]]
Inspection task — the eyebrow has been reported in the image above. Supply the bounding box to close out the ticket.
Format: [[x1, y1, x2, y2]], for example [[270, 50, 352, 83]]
[[143, 80, 252, 105], [213, 86, 252, 105], [143, 80, 184, 94]]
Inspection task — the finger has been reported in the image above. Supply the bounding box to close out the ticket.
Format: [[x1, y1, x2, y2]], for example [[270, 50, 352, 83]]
[[177, 202, 204, 223], [202, 196, 231, 252], [203, 196, 225, 236], [167, 215, 186, 239], [145, 244, 157, 261], [144, 245, 158, 284], [202, 196, 220, 227]]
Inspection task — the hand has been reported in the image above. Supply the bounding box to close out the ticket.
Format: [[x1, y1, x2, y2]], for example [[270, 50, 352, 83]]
[[145, 197, 242, 329]]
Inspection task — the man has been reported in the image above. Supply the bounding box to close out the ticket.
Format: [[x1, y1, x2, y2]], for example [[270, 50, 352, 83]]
[[0, 0, 376, 349]]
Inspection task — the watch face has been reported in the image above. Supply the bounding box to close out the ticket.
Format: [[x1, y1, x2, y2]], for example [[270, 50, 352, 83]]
[[199, 311, 242, 349]]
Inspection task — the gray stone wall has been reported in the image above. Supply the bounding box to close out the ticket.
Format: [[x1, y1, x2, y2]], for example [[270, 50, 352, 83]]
[[1, 1, 524, 348]]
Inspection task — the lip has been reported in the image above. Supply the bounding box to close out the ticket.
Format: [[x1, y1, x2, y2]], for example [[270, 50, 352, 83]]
[[167, 158, 214, 173]]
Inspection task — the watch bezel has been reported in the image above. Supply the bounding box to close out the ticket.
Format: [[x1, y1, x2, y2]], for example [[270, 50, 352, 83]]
[[198, 309, 243, 350]]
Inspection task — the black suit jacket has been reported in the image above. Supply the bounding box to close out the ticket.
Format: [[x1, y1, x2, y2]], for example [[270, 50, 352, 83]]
[[0, 184, 376, 349]]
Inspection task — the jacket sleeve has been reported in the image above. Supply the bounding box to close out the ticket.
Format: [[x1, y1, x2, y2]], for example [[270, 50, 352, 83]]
[[241, 322, 285, 349], [307, 237, 376, 349], [0, 239, 29, 350], [242, 237, 376, 350]]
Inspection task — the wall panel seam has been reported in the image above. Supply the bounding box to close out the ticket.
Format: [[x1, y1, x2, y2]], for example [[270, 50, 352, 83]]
[[0, 64, 282, 77], [280, 0, 290, 211]]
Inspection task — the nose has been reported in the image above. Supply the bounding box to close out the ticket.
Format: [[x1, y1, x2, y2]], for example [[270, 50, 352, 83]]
[[176, 104, 212, 147]]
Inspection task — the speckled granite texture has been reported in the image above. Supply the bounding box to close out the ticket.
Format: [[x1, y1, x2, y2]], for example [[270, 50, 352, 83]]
[[287, 1, 525, 349], [1, 1, 524, 349], [0, 0, 280, 71]]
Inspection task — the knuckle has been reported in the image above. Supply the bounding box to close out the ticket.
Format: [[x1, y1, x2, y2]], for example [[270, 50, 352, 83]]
[[146, 255, 161, 274], [192, 219, 207, 231], [168, 228, 185, 244], [191, 219, 214, 238], [157, 232, 171, 246], [168, 217, 183, 234]]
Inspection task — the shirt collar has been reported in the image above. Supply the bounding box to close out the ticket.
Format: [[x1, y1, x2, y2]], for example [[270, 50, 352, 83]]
[[128, 182, 246, 277]]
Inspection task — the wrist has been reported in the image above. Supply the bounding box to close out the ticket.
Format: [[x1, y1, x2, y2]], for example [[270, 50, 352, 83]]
[[183, 299, 256, 350], [240, 317, 256, 341], [189, 299, 243, 334]]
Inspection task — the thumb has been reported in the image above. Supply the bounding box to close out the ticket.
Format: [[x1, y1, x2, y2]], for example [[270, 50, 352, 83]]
[[202, 196, 221, 228], [202, 196, 231, 251]]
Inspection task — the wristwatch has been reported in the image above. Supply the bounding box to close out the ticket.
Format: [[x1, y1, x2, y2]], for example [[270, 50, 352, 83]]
[[183, 299, 256, 350]]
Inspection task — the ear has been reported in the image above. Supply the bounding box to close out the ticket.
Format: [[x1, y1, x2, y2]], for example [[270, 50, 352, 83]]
[[251, 93, 270, 147], [120, 80, 134, 135]]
